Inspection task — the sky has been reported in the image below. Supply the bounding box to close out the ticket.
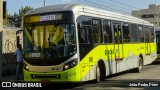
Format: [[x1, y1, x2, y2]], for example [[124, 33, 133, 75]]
[[4, 0, 160, 15]]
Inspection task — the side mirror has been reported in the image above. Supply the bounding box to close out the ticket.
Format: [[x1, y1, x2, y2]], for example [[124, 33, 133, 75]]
[[16, 29, 23, 35], [17, 36, 20, 48], [16, 29, 23, 48]]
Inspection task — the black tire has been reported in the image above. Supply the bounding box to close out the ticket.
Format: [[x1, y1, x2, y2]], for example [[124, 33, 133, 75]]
[[99, 63, 106, 81], [95, 64, 100, 83], [135, 57, 143, 73], [95, 62, 106, 83]]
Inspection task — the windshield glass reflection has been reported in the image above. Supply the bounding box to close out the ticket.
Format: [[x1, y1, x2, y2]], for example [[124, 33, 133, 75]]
[[24, 24, 76, 59]]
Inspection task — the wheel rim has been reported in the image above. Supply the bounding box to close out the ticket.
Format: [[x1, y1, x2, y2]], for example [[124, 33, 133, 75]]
[[97, 66, 100, 82], [139, 59, 142, 71]]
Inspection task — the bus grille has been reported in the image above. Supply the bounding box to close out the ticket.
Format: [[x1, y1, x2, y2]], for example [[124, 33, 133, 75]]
[[31, 74, 60, 79], [27, 61, 63, 66]]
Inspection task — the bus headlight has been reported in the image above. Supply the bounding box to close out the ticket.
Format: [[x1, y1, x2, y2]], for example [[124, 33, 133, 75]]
[[23, 63, 29, 71], [63, 59, 78, 71]]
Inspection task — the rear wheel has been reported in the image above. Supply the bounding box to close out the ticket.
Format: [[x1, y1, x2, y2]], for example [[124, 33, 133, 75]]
[[135, 57, 143, 72], [100, 63, 106, 81], [95, 64, 100, 83]]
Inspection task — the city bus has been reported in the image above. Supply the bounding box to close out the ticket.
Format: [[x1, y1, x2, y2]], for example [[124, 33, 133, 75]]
[[22, 4, 157, 83], [155, 27, 160, 54]]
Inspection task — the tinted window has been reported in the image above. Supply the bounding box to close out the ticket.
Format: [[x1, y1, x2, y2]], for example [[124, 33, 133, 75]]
[[144, 26, 150, 42], [113, 23, 122, 43], [93, 19, 101, 44], [122, 23, 131, 43], [131, 24, 138, 42], [103, 20, 112, 43], [77, 16, 93, 44], [148, 14, 154, 18], [138, 25, 144, 42], [141, 15, 148, 18], [150, 27, 154, 42]]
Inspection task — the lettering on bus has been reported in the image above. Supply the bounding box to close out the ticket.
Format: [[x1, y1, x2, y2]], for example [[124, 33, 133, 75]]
[[40, 14, 62, 22], [105, 50, 115, 55], [40, 15, 55, 21]]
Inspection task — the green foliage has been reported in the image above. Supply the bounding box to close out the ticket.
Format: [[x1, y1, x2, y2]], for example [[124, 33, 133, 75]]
[[4, 6, 33, 27]]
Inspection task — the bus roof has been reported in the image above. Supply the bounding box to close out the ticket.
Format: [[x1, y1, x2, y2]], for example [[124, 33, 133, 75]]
[[26, 4, 154, 26], [25, 4, 75, 15]]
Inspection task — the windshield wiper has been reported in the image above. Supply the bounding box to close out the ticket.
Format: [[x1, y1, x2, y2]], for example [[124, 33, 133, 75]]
[[48, 30, 57, 50], [25, 28, 39, 50]]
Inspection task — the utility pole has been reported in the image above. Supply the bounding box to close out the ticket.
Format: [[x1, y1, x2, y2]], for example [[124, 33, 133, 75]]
[[44, 0, 46, 7], [0, 0, 3, 80]]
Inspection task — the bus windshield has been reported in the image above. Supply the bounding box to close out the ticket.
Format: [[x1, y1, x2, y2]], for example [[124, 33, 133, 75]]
[[24, 23, 76, 59]]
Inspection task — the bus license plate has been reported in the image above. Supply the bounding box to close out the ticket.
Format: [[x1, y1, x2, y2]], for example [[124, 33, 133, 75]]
[[29, 53, 40, 57]]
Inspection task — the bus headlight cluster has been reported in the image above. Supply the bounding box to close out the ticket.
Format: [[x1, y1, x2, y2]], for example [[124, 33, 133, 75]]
[[23, 63, 29, 71], [63, 59, 78, 71]]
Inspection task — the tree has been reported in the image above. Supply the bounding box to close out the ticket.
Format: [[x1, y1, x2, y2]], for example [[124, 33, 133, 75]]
[[19, 6, 33, 27], [4, 6, 33, 27], [3, 13, 12, 27], [12, 12, 21, 27]]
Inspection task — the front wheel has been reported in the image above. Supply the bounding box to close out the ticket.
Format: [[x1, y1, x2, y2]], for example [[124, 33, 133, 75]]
[[94, 62, 106, 83], [95, 65, 100, 83]]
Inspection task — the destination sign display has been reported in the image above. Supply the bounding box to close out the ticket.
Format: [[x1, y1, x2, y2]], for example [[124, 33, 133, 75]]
[[40, 15, 55, 21], [25, 13, 63, 23], [40, 14, 62, 21]]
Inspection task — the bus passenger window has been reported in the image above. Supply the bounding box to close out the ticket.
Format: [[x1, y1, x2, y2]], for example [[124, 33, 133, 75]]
[[144, 26, 150, 42], [131, 24, 138, 42], [150, 27, 154, 42], [122, 23, 131, 43], [93, 19, 101, 44], [78, 24, 92, 44], [138, 25, 144, 42], [113, 24, 122, 43], [77, 16, 93, 44], [103, 20, 112, 43]]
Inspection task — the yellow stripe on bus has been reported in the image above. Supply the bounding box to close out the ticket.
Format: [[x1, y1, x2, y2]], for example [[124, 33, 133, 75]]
[[25, 29, 34, 44]]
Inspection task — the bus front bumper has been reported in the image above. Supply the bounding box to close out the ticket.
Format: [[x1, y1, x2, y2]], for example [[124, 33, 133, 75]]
[[23, 67, 80, 83]]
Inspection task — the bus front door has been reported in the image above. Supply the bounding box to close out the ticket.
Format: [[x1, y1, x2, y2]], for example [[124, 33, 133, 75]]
[[112, 23, 124, 72]]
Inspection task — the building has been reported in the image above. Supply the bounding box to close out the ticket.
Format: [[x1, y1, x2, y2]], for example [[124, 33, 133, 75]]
[[0, 0, 2, 80], [0, 0, 23, 79], [0, 0, 2, 31], [132, 4, 160, 27]]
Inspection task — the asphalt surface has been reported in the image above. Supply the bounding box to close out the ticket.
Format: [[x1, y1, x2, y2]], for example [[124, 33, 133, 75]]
[[1, 61, 160, 90]]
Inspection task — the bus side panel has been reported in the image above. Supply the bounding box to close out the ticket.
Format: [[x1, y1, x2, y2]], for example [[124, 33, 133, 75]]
[[77, 43, 156, 82], [120, 44, 139, 72], [151, 42, 157, 53], [105, 43, 139, 75], [102, 44, 116, 76], [143, 42, 157, 65], [79, 45, 100, 81], [133, 43, 145, 56]]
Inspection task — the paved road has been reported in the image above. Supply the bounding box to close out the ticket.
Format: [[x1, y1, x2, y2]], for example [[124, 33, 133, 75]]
[[1, 61, 160, 90]]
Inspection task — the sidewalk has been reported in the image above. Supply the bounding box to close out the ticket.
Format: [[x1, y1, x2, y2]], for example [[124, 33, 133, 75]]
[[1, 74, 23, 81], [1, 74, 16, 81]]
